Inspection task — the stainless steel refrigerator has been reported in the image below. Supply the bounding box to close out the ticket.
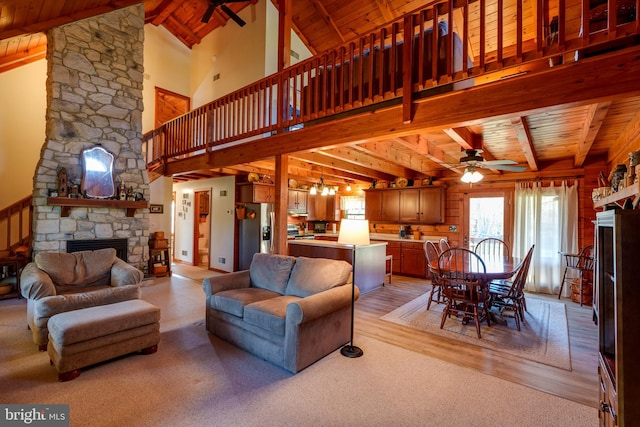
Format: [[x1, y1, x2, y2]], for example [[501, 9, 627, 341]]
[[238, 203, 274, 270]]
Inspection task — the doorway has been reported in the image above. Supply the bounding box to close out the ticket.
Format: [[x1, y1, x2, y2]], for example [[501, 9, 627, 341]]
[[193, 190, 211, 267], [463, 190, 513, 252]]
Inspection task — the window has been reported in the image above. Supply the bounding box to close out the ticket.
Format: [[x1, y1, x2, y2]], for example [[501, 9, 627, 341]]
[[340, 196, 365, 219]]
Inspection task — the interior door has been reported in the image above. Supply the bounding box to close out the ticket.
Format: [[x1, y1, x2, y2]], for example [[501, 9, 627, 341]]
[[462, 190, 513, 252]]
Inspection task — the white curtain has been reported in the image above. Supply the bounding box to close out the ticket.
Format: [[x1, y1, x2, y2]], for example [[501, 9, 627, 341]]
[[513, 180, 578, 295]]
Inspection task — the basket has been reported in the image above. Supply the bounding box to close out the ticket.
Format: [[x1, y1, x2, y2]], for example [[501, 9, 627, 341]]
[[153, 265, 168, 274], [150, 238, 169, 249], [571, 281, 593, 305], [153, 231, 165, 239]]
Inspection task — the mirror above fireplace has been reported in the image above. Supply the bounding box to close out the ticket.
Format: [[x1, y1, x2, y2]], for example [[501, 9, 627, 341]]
[[81, 146, 115, 199]]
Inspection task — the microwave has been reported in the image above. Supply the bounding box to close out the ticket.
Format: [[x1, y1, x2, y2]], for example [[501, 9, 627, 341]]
[[313, 222, 327, 233]]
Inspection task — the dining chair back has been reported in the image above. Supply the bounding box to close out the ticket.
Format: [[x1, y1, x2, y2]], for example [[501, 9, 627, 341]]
[[437, 248, 489, 338], [489, 244, 535, 331], [424, 240, 443, 310], [474, 238, 510, 261], [439, 238, 450, 254]]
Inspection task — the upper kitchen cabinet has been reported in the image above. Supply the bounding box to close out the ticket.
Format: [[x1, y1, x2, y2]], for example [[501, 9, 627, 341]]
[[365, 189, 400, 222], [308, 194, 337, 221], [365, 187, 445, 224], [287, 188, 308, 214], [399, 187, 445, 224], [238, 183, 275, 204]]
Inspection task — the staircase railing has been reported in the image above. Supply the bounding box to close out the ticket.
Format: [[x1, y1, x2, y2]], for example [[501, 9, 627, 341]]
[[143, 0, 639, 169], [0, 195, 33, 257]]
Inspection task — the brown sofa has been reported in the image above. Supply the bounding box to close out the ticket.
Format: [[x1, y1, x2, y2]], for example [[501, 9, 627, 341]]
[[202, 253, 357, 373], [20, 248, 144, 350]]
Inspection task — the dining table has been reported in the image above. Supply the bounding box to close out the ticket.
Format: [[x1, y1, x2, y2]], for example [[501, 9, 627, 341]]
[[429, 251, 524, 325]]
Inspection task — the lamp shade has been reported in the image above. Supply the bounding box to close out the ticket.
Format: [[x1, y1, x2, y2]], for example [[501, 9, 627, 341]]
[[338, 219, 370, 246], [461, 166, 483, 183]]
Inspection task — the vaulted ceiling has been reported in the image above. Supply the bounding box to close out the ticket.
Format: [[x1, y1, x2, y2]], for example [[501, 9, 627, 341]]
[[2, 0, 639, 189]]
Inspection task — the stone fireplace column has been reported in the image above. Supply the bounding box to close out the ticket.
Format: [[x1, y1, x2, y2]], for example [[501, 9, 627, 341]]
[[32, 5, 149, 267]]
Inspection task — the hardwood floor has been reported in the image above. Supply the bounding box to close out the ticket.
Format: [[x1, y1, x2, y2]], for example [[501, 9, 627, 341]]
[[354, 275, 599, 408]]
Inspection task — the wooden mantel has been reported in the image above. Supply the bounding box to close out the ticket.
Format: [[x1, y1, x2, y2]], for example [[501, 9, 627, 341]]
[[47, 197, 148, 217]]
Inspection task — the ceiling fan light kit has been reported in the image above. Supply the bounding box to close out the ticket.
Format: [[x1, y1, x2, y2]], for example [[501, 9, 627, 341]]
[[461, 166, 484, 183]]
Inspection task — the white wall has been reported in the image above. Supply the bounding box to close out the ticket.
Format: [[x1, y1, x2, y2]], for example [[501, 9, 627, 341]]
[[148, 176, 174, 237], [0, 60, 46, 207], [191, 2, 268, 108], [172, 176, 236, 271], [142, 25, 192, 133]]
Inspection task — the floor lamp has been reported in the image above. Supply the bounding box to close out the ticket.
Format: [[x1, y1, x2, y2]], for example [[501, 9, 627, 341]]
[[337, 218, 370, 358]]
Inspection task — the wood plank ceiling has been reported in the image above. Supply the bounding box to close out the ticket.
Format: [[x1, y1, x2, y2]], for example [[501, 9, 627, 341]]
[[1, 0, 639, 188]]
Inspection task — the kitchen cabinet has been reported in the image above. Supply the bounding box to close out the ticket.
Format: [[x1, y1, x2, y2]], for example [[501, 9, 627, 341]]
[[287, 189, 308, 214], [399, 188, 445, 224], [238, 183, 275, 203], [365, 187, 445, 224], [383, 240, 426, 278], [307, 194, 337, 221], [595, 210, 640, 426], [365, 189, 400, 222]]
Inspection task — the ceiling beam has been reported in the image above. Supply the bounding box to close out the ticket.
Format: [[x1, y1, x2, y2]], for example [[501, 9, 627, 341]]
[[511, 117, 539, 171], [292, 152, 393, 181], [0, 1, 143, 40], [315, 146, 413, 178], [374, 0, 395, 22], [354, 140, 438, 174], [576, 102, 611, 167], [393, 135, 462, 174], [149, 0, 181, 26], [309, 0, 345, 43]]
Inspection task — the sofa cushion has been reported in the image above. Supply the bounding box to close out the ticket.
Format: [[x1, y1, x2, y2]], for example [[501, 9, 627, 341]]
[[212, 288, 281, 317], [249, 253, 296, 294], [35, 248, 117, 288], [285, 257, 352, 298], [243, 295, 301, 336]]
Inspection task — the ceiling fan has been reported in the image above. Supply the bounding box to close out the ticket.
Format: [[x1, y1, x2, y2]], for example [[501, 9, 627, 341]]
[[202, 0, 248, 27], [458, 149, 526, 172], [455, 149, 525, 183]]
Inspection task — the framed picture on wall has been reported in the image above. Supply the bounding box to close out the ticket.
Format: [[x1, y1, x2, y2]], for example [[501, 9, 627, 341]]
[[150, 204, 163, 214]]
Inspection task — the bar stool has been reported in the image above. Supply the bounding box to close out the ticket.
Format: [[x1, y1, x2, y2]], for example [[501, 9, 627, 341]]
[[385, 254, 393, 285]]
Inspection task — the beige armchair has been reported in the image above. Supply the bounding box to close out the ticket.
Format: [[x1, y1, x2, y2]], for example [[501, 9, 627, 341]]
[[20, 248, 144, 350]]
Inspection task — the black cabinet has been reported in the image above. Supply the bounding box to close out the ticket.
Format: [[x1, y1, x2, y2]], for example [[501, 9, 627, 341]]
[[595, 210, 640, 426]]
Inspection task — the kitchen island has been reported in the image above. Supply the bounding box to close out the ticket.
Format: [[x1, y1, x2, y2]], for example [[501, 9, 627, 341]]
[[288, 240, 388, 294]]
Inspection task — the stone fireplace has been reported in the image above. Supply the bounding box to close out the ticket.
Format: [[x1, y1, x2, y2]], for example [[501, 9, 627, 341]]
[[31, 5, 149, 268]]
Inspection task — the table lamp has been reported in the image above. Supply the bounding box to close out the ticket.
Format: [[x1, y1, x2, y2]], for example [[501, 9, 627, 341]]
[[337, 218, 370, 358]]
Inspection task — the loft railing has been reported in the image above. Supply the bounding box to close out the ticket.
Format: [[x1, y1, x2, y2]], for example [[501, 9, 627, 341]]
[[143, 0, 639, 168], [0, 195, 32, 256]]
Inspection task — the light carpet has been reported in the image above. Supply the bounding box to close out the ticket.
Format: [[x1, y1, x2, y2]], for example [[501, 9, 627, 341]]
[[0, 278, 594, 426], [381, 292, 572, 371]]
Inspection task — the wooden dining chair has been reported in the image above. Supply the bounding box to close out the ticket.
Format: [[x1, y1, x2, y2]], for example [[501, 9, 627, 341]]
[[439, 238, 450, 254], [423, 240, 443, 310], [474, 238, 510, 261], [437, 247, 489, 338], [489, 245, 535, 331], [557, 244, 594, 306]]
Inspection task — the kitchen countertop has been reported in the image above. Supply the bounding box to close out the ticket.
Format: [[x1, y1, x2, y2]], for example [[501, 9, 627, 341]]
[[288, 239, 387, 248], [310, 232, 444, 243]]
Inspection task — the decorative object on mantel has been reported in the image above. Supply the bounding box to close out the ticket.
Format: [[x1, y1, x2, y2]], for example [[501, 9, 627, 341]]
[[57, 168, 68, 198]]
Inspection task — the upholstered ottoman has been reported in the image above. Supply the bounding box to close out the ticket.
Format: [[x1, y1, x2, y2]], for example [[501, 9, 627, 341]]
[[47, 300, 161, 381]]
